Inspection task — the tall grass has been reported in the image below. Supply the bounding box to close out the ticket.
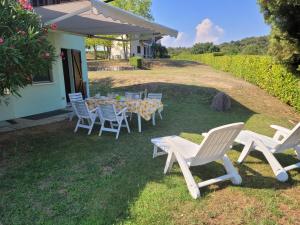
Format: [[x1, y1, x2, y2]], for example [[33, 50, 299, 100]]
[[173, 53, 300, 112]]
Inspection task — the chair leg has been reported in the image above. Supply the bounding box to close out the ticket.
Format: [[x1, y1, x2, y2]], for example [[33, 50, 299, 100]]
[[124, 117, 130, 133], [74, 119, 81, 133], [115, 122, 122, 139], [172, 151, 200, 199], [99, 120, 105, 136], [88, 118, 95, 135], [158, 110, 163, 120], [164, 151, 176, 174], [222, 154, 242, 185], [237, 140, 254, 164], [152, 113, 156, 126]]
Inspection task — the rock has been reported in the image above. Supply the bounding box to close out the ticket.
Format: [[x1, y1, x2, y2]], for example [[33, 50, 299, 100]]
[[211, 92, 231, 111]]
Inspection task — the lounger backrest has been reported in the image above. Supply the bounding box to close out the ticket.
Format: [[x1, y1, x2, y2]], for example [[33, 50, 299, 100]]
[[125, 92, 141, 99], [192, 123, 244, 165], [69, 93, 83, 102], [148, 93, 162, 101], [73, 100, 90, 119], [279, 122, 300, 151], [97, 104, 117, 121]]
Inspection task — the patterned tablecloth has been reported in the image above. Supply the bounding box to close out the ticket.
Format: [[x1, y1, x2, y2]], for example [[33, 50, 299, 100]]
[[86, 98, 163, 121]]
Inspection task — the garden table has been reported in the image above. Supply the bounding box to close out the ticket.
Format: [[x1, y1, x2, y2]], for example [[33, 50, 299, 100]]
[[86, 97, 163, 132]]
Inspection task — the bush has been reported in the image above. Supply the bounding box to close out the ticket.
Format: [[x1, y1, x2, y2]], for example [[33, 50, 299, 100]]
[[173, 53, 300, 111], [0, 0, 55, 97], [129, 56, 142, 68], [213, 52, 225, 57]]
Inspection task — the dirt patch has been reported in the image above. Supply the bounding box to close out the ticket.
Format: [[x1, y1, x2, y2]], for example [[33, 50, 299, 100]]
[[171, 189, 274, 225]]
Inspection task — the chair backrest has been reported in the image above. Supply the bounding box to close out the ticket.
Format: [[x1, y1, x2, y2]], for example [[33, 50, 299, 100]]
[[73, 100, 90, 119], [278, 122, 300, 151], [192, 123, 244, 166], [69, 93, 83, 102], [97, 104, 117, 121], [148, 93, 162, 101], [125, 92, 141, 99]]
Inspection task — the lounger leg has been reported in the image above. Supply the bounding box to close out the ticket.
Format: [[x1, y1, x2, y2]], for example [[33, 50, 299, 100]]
[[295, 146, 300, 160], [237, 141, 254, 164], [164, 151, 176, 174], [222, 154, 242, 185], [172, 151, 200, 199], [158, 111, 163, 120], [99, 120, 105, 136], [260, 148, 288, 182], [153, 145, 158, 158]]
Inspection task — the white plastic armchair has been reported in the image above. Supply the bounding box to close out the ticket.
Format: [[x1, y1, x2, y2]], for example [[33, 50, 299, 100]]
[[73, 100, 99, 135], [125, 92, 142, 99], [97, 104, 130, 139], [151, 122, 244, 199], [68, 92, 83, 121], [235, 122, 300, 182], [148, 93, 163, 120]]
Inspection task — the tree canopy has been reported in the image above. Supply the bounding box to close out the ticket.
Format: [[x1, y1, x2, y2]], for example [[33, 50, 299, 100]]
[[111, 0, 153, 20], [191, 43, 220, 54], [258, 0, 300, 70], [0, 0, 55, 98]]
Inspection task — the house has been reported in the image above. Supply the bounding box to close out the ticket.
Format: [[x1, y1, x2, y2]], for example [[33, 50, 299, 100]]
[[110, 35, 162, 59], [0, 0, 177, 122]]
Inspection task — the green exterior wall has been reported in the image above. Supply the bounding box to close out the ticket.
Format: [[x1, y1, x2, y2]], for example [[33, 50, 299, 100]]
[[0, 31, 89, 121]]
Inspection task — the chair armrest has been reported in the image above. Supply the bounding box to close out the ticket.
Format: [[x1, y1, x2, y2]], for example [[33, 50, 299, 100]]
[[270, 125, 291, 135], [117, 107, 128, 115], [89, 108, 97, 113]]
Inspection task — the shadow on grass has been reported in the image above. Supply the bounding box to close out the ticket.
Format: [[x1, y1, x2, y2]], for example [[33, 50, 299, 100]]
[[2, 80, 298, 225]]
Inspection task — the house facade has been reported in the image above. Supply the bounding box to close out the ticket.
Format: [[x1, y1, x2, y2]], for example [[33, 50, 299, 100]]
[[0, 0, 177, 122]]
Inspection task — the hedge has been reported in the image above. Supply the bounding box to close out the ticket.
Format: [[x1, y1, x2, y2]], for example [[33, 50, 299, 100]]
[[173, 53, 300, 112], [129, 56, 143, 69]]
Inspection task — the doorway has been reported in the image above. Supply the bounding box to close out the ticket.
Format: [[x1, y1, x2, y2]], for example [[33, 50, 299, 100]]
[[62, 48, 86, 102]]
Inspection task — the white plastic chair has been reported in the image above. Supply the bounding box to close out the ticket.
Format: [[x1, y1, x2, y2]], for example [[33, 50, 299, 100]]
[[148, 93, 163, 120], [235, 122, 300, 182], [97, 104, 130, 139], [125, 92, 142, 99], [68, 92, 83, 121], [73, 100, 99, 135], [151, 122, 244, 199]]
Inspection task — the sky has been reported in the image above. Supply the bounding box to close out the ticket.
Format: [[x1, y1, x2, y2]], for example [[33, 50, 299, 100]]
[[151, 0, 271, 47]]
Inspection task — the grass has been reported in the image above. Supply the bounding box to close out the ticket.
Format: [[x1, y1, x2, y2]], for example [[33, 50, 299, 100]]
[[1, 60, 300, 225]]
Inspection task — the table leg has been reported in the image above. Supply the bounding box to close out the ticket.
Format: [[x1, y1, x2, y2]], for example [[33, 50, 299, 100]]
[[152, 113, 156, 126], [138, 114, 142, 132]]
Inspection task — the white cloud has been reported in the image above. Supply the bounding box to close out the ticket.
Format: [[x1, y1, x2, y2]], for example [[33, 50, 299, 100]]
[[194, 18, 224, 44], [160, 32, 193, 48], [161, 18, 224, 48]]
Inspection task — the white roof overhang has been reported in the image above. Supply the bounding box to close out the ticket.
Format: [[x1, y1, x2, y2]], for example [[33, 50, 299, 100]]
[[34, 0, 178, 38]]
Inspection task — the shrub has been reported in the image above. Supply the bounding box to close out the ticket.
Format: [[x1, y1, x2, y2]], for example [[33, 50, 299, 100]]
[[0, 0, 56, 97], [129, 56, 142, 68], [173, 53, 300, 111]]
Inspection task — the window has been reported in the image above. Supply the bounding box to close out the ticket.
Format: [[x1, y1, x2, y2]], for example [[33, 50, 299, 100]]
[[32, 69, 53, 83], [137, 46, 141, 54]]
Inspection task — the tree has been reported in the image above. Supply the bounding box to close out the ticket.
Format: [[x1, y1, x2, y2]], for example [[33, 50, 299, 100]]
[[152, 43, 169, 58], [0, 0, 55, 98], [191, 42, 220, 54], [85, 37, 113, 59], [110, 0, 153, 59], [258, 0, 300, 70]]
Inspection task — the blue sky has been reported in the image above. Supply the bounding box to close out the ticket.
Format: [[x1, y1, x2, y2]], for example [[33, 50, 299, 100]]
[[151, 0, 270, 47]]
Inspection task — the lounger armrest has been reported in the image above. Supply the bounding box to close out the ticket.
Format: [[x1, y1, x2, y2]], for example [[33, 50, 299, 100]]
[[202, 132, 208, 137], [270, 125, 291, 135], [117, 107, 128, 115]]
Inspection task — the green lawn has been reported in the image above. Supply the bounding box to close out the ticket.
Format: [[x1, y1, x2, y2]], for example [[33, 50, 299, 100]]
[[1, 61, 300, 225]]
